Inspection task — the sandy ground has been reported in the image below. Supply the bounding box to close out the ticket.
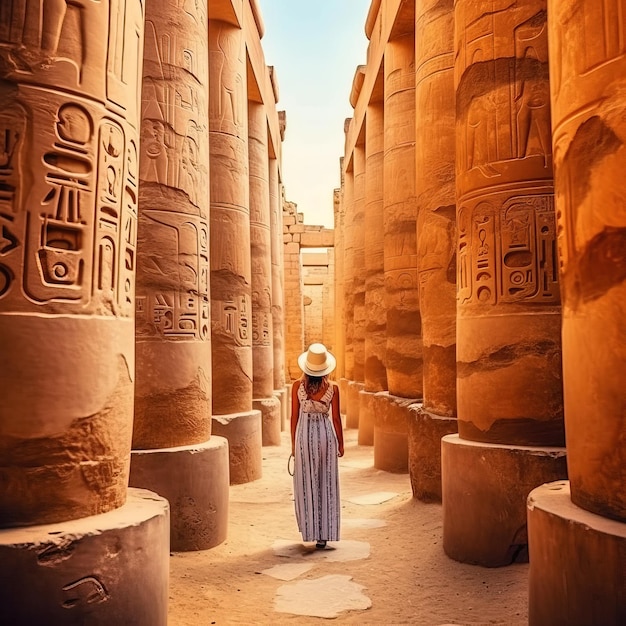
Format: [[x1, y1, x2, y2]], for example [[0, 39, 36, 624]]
[[168, 427, 529, 625]]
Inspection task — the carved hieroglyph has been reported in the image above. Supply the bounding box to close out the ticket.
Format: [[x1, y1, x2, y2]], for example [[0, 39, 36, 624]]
[[249, 100, 274, 398], [549, 0, 626, 522], [384, 33, 423, 398], [455, 0, 564, 446], [364, 101, 387, 391], [0, 0, 145, 526], [134, 0, 211, 449], [208, 20, 252, 414], [415, 0, 457, 417]]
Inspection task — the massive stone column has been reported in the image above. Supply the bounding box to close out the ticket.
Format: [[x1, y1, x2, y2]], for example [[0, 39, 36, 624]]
[[411, 0, 458, 502], [378, 27, 420, 471], [528, 2, 626, 622], [360, 99, 387, 445], [208, 18, 261, 485], [443, 0, 567, 566], [249, 99, 280, 445], [342, 144, 357, 426], [0, 1, 169, 622], [334, 172, 348, 415], [270, 158, 287, 430], [346, 140, 367, 429], [130, 0, 229, 551]]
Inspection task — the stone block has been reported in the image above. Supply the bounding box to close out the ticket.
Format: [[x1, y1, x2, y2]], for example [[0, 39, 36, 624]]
[[442, 434, 567, 567], [212, 410, 263, 485], [0, 489, 169, 626], [408, 405, 457, 503], [130, 437, 229, 551], [528, 481, 626, 626]]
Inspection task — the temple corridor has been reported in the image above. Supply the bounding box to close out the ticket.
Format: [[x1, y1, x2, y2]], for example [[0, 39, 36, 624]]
[[168, 427, 528, 625]]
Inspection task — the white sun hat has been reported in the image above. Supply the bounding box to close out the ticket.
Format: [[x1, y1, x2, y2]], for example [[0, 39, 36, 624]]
[[297, 343, 337, 377]]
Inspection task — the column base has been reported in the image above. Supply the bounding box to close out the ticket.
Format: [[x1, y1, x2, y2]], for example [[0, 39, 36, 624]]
[[346, 381, 364, 429], [408, 405, 457, 503], [273, 387, 288, 432], [212, 410, 262, 485], [372, 392, 417, 473], [339, 377, 349, 416], [129, 437, 229, 551], [442, 434, 567, 567], [254, 396, 281, 446], [0, 488, 169, 626], [528, 481, 626, 626], [358, 389, 376, 445]]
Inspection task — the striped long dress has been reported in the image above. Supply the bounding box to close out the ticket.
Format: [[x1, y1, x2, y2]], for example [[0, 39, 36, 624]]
[[293, 381, 340, 542]]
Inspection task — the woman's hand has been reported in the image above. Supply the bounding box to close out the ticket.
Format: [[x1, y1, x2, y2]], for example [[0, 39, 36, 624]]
[[338, 448, 344, 457]]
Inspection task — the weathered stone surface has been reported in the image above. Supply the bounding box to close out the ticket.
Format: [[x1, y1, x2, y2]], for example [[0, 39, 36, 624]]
[[528, 481, 626, 626], [548, 0, 626, 522], [346, 381, 364, 430], [254, 395, 281, 446], [373, 392, 415, 473], [212, 410, 262, 485], [134, 0, 211, 450], [364, 99, 387, 392], [352, 144, 366, 383], [415, 0, 457, 418], [130, 438, 229, 551], [0, 0, 145, 526], [209, 19, 253, 414], [384, 29, 422, 399], [455, 0, 563, 447], [358, 389, 376, 446], [408, 404, 457, 503], [442, 435, 567, 567], [0, 489, 169, 626]]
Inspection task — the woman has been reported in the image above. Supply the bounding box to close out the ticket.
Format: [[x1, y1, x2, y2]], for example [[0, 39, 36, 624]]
[[291, 343, 344, 549]]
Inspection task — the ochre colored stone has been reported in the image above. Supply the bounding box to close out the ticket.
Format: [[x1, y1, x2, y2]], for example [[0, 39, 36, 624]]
[[373, 392, 415, 473], [548, 0, 626, 522], [134, 0, 211, 450], [528, 481, 626, 626], [455, 0, 564, 447], [358, 390, 376, 446], [384, 30, 423, 399], [408, 405, 457, 503], [0, 0, 145, 526], [415, 0, 457, 418], [209, 19, 253, 415], [130, 438, 229, 551], [0, 489, 169, 626], [364, 100, 387, 392], [212, 410, 262, 485], [442, 434, 567, 567]]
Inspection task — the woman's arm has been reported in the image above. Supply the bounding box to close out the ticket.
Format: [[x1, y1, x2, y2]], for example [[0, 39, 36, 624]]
[[290, 380, 301, 455], [331, 383, 344, 457]]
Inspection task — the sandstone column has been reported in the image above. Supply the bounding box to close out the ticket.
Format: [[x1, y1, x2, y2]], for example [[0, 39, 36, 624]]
[[360, 99, 387, 445], [410, 0, 458, 502], [443, 0, 567, 566], [342, 144, 357, 426], [0, 2, 169, 622], [375, 27, 420, 472], [282, 200, 304, 381], [270, 158, 287, 430], [208, 18, 261, 484], [249, 99, 280, 445], [334, 176, 348, 416], [528, 2, 626, 622], [130, 0, 229, 551], [347, 139, 366, 428]]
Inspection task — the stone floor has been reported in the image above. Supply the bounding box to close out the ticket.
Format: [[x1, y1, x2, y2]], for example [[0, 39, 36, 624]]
[[168, 427, 529, 625]]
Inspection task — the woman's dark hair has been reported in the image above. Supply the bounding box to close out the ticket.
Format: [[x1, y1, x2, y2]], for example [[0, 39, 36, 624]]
[[303, 373, 328, 396]]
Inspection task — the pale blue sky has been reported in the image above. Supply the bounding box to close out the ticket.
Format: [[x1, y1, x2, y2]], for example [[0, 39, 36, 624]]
[[259, 1, 372, 228]]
